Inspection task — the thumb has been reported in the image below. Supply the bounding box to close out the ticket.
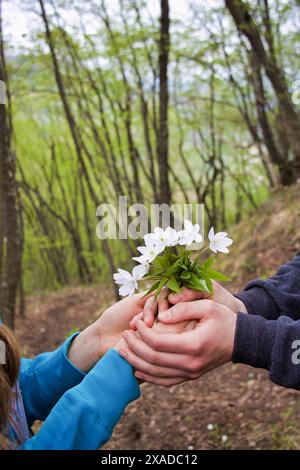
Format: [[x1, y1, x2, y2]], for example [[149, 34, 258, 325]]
[[158, 299, 213, 323], [168, 286, 210, 304]]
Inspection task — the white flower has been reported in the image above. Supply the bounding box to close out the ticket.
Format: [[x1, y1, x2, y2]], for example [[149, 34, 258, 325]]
[[113, 264, 149, 297], [144, 232, 157, 247], [178, 219, 203, 246], [163, 226, 179, 246], [207, 424, 214, 431], [221, 434, 228, 443], [208, 227, 233, 254], [134, 242, 165, 263], [147, 226, 178, 247]]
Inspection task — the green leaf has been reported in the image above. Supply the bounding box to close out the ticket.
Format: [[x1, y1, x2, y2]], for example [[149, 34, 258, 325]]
[[154, 277, 169, 300], [202, 256, 215, 270], [203, 276, 213, 293], [184, 274, 211, 293], [152, 255, 169, 270], [169, 253, 179, 263], [143, 280, 161, 297], [142, 274, 163, 281], [167, 276, 182, 293], [205, 269, 231, 282], [180, 270, 191, 280], [164, 258, 182, 277]]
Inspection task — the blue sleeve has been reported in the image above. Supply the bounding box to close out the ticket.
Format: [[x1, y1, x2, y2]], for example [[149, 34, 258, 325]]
[[235, 252, 300, 320], [19, 333, 86, 427], [233, 313, 300, 390], [20, 349, 140, 450]]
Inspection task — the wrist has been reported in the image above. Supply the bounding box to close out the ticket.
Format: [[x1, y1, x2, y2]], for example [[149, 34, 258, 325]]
[[68, 324, 102, 372], [232, 296, 248, 314]]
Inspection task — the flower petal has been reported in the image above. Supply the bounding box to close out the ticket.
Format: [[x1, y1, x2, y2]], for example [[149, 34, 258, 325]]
[[214, 231, 228, 240], [216, 246, 229, 254], [137, 246, 148, 255], [194, 233, 203, 243], [144, 233, 156, 247], [113, 268, 132, 284], [132, 263, 149, 280], [132, 255, 146, 264], [208, 227, 215, 242], [209, 241, 217, 253], [222, 237, 233, 247], [193, 223, 200, 233], [154, 241, 165, 254], [119, 281, 136, 297], [184, 219, 193, 231]]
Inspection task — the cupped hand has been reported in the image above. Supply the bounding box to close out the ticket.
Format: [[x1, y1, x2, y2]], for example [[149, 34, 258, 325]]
[[68, 292, 155, 372], [129, 287, 171, 330], [134, 282, 247, 329], [119, 308, 199, 386], [169, 283, 248, 314], [120, 299, 237, 386]]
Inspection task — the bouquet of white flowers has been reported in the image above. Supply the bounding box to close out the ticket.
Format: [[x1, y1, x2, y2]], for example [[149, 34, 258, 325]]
[[113, 220, 233, 299]]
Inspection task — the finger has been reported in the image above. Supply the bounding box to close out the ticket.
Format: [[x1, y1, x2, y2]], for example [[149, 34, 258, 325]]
[[135, 291, 155, 309], [122, 330, 197, 371], [135, 372, 186, 387], [158, 286, 170, 313], [168, 286, 210, 304], [129, 312, 143, 331], [142, 296, 157, 327], [119, 346, 189, 378], [158, 299, 215, 324], [132, 320, 200, 356]]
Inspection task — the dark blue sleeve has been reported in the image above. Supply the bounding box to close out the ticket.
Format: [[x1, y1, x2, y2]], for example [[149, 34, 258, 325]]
[[235, 252, 300, 320], [233, 313, 300, 390]]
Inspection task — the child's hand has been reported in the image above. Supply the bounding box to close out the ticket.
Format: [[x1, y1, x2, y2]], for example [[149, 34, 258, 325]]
[[68, 293, 156, 372], [129, 287, 170, 330]]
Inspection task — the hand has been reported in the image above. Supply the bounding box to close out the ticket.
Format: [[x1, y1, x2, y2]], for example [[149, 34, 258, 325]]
[[120, 299, 237, 386], [136, 282, 247, 328], [119, 312, 198, 386], [129, 287, 170, 330], [169, 283, 248, 314], [68, 293, 154, 372]]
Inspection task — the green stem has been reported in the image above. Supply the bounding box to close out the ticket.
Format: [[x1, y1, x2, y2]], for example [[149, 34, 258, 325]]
[[191, 245, 212, 270]]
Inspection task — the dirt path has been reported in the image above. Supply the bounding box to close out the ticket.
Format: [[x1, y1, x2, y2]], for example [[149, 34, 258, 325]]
[[14, 284, 300, 450]]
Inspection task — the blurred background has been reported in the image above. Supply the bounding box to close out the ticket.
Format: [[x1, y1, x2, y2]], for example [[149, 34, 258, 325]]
[[0, 0, 300, 449]]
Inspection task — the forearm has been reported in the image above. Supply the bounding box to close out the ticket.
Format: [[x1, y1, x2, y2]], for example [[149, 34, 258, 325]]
[[20, 333, 86, 426], [235, 252, 300, 320], [233, 313, 300, 390], [20, 350, 140, 450]]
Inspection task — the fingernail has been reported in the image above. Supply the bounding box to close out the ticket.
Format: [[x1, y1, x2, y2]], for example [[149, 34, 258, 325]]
[[119, 349, 127, 357], [158, 310, 171, 321]]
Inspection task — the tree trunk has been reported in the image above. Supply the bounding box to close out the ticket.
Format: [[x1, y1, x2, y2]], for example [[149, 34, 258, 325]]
[[158, 0, 171, 207], [225, 0, 300, 182], [249, 51, 293, 185], [0, 1, 22, 328]]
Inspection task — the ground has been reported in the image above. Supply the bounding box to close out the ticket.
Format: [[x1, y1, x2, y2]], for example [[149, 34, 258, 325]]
[[14, 183, 300, 449]]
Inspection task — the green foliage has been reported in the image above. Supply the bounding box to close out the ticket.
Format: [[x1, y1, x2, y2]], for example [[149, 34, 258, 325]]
[[6, 0, 297, 294], [143, 248, 230, 299]]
